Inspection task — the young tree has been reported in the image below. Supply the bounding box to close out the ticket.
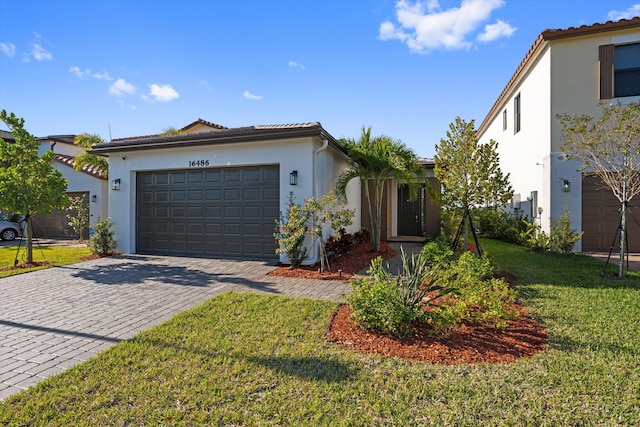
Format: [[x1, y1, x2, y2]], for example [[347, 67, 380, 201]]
[[73, 133, 109, 177], [558, 101, 640, 278], [434, 117, 513, 250], [336, 126, 425, 252], [0, 111, 70, 263]]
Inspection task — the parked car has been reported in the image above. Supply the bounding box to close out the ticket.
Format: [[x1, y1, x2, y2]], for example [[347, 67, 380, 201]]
[[0, 211, 24, 241]]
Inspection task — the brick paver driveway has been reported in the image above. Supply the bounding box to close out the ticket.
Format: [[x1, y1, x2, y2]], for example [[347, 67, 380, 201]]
[[0, 254, 351, 400]]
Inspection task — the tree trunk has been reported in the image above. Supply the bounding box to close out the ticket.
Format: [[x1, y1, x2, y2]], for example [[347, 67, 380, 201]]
[[371, 182, 382, 252], [364, 180, 375, 250], [26, 215, 33, 264]]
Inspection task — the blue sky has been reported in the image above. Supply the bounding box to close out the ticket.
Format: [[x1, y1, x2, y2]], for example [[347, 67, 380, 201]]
[[1, 0, 639, 158]]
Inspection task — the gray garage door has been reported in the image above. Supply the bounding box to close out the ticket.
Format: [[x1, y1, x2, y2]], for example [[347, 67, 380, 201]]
[[582, 175, 640, 252], [31, 191, 89, 239], [136, 165, 279, 260]]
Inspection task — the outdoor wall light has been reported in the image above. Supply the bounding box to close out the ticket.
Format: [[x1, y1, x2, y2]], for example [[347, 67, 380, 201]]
[[290, 170, 298, 186], [562, 179, 571, 192], [91, 194, 97, 203], [112, 178, 121, 191]]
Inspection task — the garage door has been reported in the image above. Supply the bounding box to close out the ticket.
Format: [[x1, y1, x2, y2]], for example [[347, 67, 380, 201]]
[[136, 165, 279, 260], [31, 191, 89, 239], [582, 175, 640, 252]]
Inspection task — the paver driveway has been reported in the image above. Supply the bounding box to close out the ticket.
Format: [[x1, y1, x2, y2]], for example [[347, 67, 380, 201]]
[[0, 254, 351, 401]]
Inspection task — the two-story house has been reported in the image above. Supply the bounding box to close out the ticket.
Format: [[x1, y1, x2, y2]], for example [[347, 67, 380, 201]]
[[477, 17, 640, 251]]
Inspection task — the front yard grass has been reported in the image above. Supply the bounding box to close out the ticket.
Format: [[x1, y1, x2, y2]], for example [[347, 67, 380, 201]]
[[0, 245, 92, 278], [1, 239, 639, 426]]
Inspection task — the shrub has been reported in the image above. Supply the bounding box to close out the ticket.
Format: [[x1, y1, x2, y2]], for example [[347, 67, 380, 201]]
[[66, 195, 90, 241], [428, 251, 517, 331], [474, 208, 529, 245], [325, 228, 354, 261], [353, 228, 371, 245], [274, 193, 309, 269], [88, 216, 117, 256], [550, 205, 583, 253], [345, 250, 448, 338], [345, 264, 418, 338]]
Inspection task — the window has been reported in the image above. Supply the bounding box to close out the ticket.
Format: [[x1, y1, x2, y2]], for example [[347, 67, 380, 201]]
[[614, 43, 640, 97], [600, 42, 640, 99], [514, 94, 521, 134], [503, 109, 507, 131]]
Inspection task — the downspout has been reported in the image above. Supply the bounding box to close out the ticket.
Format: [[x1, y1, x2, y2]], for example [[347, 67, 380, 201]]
[[310, 138, 329, 263], [313, 138, 329, 198]]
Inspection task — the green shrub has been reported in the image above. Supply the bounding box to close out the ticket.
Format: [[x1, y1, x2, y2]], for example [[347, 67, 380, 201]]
[[274, 193, 309, 268], [345, 262, 418, 338], [88, 216, 117, 256], [550, 205, 583, 253], [474, 208, 529, 245]]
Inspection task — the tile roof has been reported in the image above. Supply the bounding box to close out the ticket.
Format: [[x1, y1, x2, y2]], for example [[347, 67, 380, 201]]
[[477, 17, 640, 135], [54, 153, 107, 179], [90, 121, 345, 155], [180, 118, 228, 132]]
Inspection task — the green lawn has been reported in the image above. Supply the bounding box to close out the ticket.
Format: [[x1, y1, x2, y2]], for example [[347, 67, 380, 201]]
[[0, 245, 92, 278], [1, 240, 639, 426]]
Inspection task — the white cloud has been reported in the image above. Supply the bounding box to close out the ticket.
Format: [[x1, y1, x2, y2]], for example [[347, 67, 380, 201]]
[[608, 4, 640, 21], [69, 66, 90, 78], [288, 60, 306, 70], [93, 71, 113, 81], [147, 83, 179, 102], [379, 0, 514, 53], [32, 43, 52, 61], [477, 19, 516, 42], [109, 78, 136, 97], [0, 42, 16, 58], [243, 90, 263, 100]]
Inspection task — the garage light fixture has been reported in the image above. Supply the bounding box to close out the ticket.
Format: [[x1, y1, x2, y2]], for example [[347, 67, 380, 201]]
[[562, 179, 571, 192], [112, 179, 121, 191], [290, 170, 298, 186], [91, 195, 97, 203]]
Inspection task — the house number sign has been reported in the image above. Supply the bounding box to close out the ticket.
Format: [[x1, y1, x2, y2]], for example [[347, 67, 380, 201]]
[[188, 159, 210, 167]]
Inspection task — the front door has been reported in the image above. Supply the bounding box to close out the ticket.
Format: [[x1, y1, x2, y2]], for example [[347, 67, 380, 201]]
[[397, 185, 424, 236]]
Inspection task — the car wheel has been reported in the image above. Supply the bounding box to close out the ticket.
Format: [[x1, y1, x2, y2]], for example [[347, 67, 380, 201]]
[[1, 228, 17, 241]]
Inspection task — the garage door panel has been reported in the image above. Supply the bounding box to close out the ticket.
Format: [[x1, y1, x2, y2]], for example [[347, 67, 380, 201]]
[[224, 189, 241, 201], [137, 165, 279, 260], [225, 170, 241, 182], [155, 192, 169, 203], [206, 189, 222, 201]]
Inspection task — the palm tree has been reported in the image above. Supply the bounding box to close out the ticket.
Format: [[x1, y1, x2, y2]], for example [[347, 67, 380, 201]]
[[73, 133, 109, 177], [336, 126, 426, 251]]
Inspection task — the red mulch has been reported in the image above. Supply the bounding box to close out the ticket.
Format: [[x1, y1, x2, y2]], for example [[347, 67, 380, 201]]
[[3, 261, 51, 270], [267, 241, 397, 281], [269, 241, 546, 365], [326, 303, 546, 365]]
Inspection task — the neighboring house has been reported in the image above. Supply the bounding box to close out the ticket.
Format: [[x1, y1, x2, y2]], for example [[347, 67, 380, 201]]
[[90, 120, 362, 263], [0, 130, 108, 238], [477, 17, 640, 252], [35, 135, 108, 238]]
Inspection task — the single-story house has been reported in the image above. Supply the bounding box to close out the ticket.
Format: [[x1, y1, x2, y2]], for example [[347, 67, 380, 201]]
[[90, 119, 440, 263], [0, 131, 108, 238], [34, 135, 108, 238], [476, 17, 640, 251]]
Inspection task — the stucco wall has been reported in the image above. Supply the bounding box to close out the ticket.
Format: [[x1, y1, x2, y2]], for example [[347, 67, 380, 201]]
[[478, 45, 551, 230]]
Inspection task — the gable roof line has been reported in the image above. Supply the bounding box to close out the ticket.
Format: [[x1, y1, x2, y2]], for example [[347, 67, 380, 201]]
[[54, 153, 107, 180], [476, 16, 640, 136], [180, 118, 228, 132]]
